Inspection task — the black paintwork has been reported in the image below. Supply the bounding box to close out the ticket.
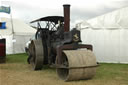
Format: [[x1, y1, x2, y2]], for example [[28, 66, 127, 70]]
[[30, 16, 81, 65]]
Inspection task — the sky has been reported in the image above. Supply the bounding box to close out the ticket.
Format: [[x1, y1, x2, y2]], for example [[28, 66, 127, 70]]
[[1, 0, 128, 27]]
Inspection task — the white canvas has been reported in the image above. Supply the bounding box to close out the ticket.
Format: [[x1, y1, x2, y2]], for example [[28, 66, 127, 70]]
[[0, 17, 36, 54], [77, 7, 128, 63]]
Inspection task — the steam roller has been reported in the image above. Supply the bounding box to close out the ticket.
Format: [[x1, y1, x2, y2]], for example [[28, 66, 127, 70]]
[[27, 4, 98, 81]]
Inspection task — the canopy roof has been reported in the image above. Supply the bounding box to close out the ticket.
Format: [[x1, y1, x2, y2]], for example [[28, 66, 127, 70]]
[[30, 16, 64, 24]]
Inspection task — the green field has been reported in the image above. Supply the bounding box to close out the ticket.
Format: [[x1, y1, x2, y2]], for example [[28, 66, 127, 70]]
[[0, 53, 128, 85]]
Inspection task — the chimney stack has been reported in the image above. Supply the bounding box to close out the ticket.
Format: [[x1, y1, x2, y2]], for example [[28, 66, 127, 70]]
[[63, 4, 70, 32]]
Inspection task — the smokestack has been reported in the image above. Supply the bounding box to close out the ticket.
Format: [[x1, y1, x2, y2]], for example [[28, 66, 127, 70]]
[[63, 4, 70, 32]]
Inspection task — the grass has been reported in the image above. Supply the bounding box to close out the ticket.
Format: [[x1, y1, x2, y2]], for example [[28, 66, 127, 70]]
[[0, 53, 128, 85], [6, 53, 28, 63], [95, 63, 128, 83]]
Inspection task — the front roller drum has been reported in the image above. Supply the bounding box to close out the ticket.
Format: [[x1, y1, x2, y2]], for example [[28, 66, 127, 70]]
[[57, 50, 98, 81]]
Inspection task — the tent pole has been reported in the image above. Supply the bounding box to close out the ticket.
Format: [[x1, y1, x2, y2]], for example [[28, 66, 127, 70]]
[[10, 6, 14, 34], [10, 6, 15, 54]]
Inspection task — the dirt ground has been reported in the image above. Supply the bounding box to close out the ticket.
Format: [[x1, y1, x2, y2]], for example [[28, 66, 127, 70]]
[[0, 63, 128, 85]]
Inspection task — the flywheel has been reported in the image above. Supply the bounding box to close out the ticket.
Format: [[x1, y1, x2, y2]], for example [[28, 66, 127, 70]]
[[57, 50, 98, 81]]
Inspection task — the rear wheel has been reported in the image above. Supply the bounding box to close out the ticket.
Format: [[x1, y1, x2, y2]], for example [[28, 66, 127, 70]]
[[29, 39, 44, 70]]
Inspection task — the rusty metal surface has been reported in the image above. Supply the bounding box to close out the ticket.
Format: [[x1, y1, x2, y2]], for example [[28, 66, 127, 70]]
[[57, 50, 97, 81], [56, 44, 93, 65]]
